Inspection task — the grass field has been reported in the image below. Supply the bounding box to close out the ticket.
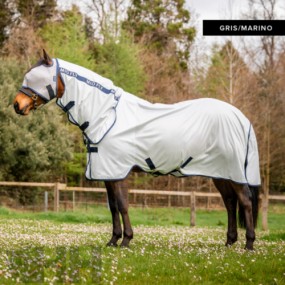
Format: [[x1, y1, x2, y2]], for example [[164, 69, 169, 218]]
[[0, 205, 284, 284]]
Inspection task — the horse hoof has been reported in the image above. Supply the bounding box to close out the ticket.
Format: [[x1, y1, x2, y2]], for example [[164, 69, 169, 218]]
[[120, 238, 131, 248], [106, 241, 118, 247], [245, 245, 254, 251], [225, 240, 237, 247]]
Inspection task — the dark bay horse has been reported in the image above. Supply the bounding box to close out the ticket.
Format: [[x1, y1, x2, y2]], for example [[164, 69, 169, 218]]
[[14, 50, 260, 250]]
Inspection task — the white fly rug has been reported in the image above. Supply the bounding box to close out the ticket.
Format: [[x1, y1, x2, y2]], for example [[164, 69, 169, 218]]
[[54, 59, 260, 186]]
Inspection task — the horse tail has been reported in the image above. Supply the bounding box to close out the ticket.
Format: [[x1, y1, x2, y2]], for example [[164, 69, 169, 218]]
[[238, 186, 259, 228]]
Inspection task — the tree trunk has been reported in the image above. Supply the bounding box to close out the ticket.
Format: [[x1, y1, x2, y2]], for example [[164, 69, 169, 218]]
[[262, 109, 271, 231]]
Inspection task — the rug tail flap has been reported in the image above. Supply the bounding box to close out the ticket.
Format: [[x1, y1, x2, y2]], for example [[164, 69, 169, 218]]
[[245, 127, 261, 186]]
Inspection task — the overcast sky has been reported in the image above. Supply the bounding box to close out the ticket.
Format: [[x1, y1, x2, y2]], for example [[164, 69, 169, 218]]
[[188, 0, 249, 20], [187, 0, 252, 49]]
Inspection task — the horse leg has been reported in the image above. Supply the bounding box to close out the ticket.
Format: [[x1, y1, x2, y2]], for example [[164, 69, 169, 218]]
[[213, 179, 238, 246], [114, 181, 133, 247], [232, 183, 255, 250], [105, 181, 122, 246]]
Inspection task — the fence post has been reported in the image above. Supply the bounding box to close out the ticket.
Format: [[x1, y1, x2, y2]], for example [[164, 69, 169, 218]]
[[54, 182, 60, 212], [190, 191, 196, 227], [44, 191, 48, 212], [72, 191, 75, 211]]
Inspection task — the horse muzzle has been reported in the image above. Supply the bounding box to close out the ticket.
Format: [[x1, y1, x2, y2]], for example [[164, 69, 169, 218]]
[[14, 101, 28, 115]]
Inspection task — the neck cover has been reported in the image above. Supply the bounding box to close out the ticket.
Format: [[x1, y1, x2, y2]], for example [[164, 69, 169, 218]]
[[21, 59, 57, 102], [56, 58, 122, 144]]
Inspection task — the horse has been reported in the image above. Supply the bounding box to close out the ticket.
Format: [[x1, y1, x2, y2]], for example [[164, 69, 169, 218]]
[[14, 50, 260, 250]]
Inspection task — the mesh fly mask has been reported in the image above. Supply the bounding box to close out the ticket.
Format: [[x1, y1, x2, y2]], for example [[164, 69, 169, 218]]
[[19, 59, 57, 106]]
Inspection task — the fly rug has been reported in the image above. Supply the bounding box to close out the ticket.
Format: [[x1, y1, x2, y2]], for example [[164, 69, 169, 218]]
[[14, 50, 261, 250]]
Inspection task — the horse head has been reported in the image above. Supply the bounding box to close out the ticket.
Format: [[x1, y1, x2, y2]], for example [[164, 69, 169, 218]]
[[14, 49, 64, 115]]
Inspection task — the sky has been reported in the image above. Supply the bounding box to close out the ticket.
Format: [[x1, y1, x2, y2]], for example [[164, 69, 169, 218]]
[[187, 0, 250, 48], [188, 0, 249, 20]]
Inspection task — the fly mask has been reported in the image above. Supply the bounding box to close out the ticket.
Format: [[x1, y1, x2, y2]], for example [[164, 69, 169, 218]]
[[19, 59, 57, 105]]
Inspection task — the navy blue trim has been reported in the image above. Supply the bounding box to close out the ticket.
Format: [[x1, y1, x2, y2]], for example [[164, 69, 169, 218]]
[[244, 124, 251, 181], [59, 66, 116, 95], [181, 156, 193, 168], [87, 108, 118, 144], [61, 105, 79, 127], [67, 106, 118, 145], [84, 161, 261, 186]]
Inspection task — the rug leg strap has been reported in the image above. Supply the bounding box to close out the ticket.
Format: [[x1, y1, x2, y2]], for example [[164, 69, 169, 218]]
[[87, 145, 98, 153]]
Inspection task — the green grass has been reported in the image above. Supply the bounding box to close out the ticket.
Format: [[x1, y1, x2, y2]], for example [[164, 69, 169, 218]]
[[0, 205, 284, 284], [0, 204, 284, 230]]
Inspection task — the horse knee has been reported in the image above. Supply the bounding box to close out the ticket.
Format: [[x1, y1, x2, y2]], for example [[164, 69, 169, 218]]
[[117, 202, 128, 215], [240, 197, 250, 208], [237, 186, 253, 211], [242, 199, 254, 216]]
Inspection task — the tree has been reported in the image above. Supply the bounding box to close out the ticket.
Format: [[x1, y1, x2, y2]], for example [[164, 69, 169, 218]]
[[2, 24, 44, 65], [123, 0, 195, 70], [201, 41, 257, 109], [40, 5, 94, 70], [120, 0, 196, 105], [272, 51, 285, 192], [17, 0, 57, 29], [243, 0, 285, 230], [0, 59, 73, 183], [84, 0, 128, 42], [1, 0, 56, 63], [0, 0, 12, 48], [92, 34, 146, 96]]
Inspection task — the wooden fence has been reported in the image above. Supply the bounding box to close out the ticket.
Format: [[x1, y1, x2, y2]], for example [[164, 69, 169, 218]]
[[0, 181, 285, 226]]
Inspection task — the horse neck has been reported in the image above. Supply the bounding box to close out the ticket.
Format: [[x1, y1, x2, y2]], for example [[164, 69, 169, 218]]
[[57, 74, 65, 98]]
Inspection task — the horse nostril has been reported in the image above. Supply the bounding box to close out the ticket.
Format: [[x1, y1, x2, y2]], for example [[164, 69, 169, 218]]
[[14, 102, 20, 113]]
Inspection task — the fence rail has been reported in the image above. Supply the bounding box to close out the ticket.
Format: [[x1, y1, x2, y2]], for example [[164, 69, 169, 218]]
[[0, 181, 285, 226], [0, 181, 56, 187]]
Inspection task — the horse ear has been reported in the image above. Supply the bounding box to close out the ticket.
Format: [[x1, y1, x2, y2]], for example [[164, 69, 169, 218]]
[[42, 49, 52, 65]]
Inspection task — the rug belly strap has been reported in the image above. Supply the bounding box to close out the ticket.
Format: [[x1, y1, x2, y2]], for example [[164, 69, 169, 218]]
[[145, 157, 156, 170], [87, 145, 98, 153], [62, 101, 75, 112], [80, 121, 89, 131], [181, 156, 193, 168]]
